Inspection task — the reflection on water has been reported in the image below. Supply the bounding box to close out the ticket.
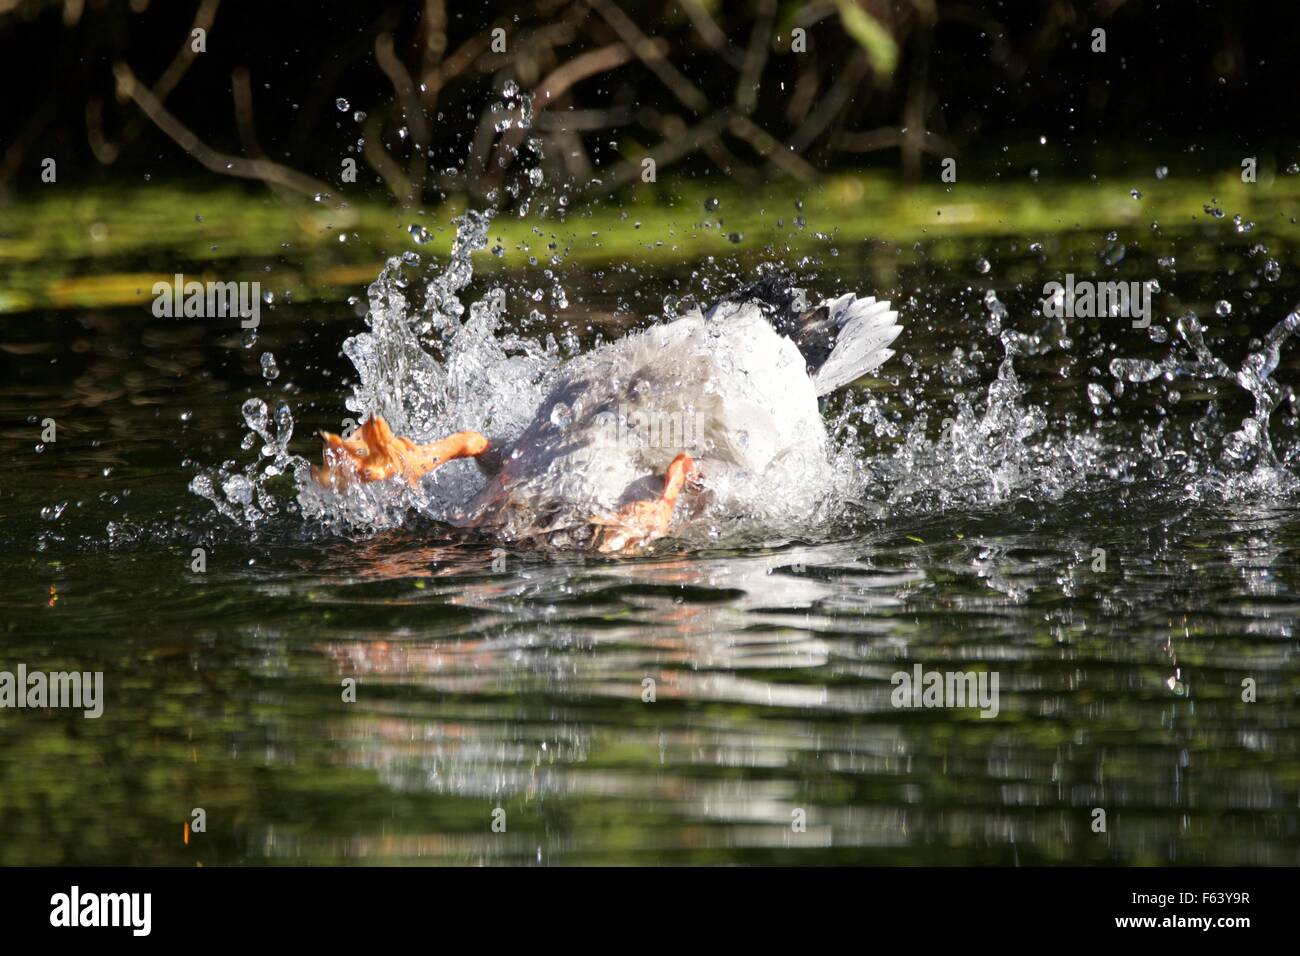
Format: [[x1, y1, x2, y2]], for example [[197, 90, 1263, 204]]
[[6, 504, 1298, 865], [4, 232, 1300, 865]]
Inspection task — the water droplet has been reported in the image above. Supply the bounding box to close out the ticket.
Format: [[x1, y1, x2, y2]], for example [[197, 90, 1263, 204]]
[[261, 352, 280, 381], [1215, 300, 1232, 317], [1086, 383, 1112, 407], [975, 257, 991, 274], [1155, 166, 1168, 180], [704, 197, 720, 212], [222, 475, 254, 505], [409, 224, 432, 244], [336, 97, 350, 112], [1109, 358, 1162, 383], [242, 398, 269, 432]]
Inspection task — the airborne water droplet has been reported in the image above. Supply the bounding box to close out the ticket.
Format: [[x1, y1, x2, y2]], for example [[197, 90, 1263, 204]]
[[242, 398, 269, 432]]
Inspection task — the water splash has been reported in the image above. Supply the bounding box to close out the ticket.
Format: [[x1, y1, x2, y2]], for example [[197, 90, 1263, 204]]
[[189, 395, 307, 526], [191, 173, 1300, 550]]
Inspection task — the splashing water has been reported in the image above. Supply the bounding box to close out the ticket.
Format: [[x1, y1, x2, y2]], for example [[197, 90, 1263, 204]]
[[192, 185, 1300, 549]]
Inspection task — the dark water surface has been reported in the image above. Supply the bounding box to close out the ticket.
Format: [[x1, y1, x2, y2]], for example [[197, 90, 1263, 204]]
[[4, 215, 1300, 865]]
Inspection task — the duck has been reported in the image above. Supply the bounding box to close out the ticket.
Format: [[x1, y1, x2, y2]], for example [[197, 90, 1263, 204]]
[[312, 280, 902, 554]]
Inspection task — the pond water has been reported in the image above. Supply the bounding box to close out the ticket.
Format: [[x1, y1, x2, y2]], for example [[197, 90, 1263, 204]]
[[4, 182, 1300, 864]]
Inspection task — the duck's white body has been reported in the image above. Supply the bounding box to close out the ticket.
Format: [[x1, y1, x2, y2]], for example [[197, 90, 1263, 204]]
[[460, 294, 901, 545]]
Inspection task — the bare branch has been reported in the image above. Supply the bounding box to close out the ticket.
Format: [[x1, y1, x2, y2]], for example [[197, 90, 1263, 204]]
[[730, 116, 818, 183], [112, 61, 335, 203], [95, 0, 222, 164], [830, 126, 955, 156], [679, 0, 743, 67], [587, 109, 734, 193], [787, 49, 869, 154], [586, 0, 710, 113], [535, 42, 638, 107], [376, 31, 429, 204], [361, 109, 412, 205], [735, 0, 776, 114]]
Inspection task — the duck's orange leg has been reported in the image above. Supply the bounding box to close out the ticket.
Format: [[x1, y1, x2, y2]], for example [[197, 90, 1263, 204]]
[[592, 453, 698, 553], [312, 416, 489, 489]]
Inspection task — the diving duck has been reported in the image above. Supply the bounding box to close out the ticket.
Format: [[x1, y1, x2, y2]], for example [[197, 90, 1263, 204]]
[[313, 284, 901, 554]]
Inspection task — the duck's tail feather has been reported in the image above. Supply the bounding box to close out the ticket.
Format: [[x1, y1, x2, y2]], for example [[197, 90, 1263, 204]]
[[801, 293, 902, 396]]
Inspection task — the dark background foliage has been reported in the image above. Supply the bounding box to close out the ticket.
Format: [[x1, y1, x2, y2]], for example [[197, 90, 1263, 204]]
[[0, 0, 1294, 204]]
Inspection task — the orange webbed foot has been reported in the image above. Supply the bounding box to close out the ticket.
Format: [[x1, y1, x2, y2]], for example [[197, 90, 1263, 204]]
[[312, 416, 489, 489], [592, 453, 699, 554]]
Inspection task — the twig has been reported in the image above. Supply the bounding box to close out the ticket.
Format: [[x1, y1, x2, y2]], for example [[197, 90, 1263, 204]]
[[787, 48, 869, 154], [536, 107, 635, 132], [830, 126, 955, 156], [586, 0, 710, 113], [730, 116, 818, 183], [376, 31, 429, 205], [361, 109, 412, 204], [704, 138, 760, 185], [420, 30, 493, 109], [735, 0, 776, 114], [588, 109, 734, 193], [94, 0, 222, 165], [113, 62, 336, 203], [535, 42, 639, 107], [679, 0, 743, 67], [420, 0, 449, 79], [85, 98, 117, 164], [231, 66, 303, 205], [900, 2, 937, 180], [152, 0, 223, 105]]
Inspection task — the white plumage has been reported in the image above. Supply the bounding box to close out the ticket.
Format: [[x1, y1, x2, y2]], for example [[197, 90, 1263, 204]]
[[462, 293, 901, 544]]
